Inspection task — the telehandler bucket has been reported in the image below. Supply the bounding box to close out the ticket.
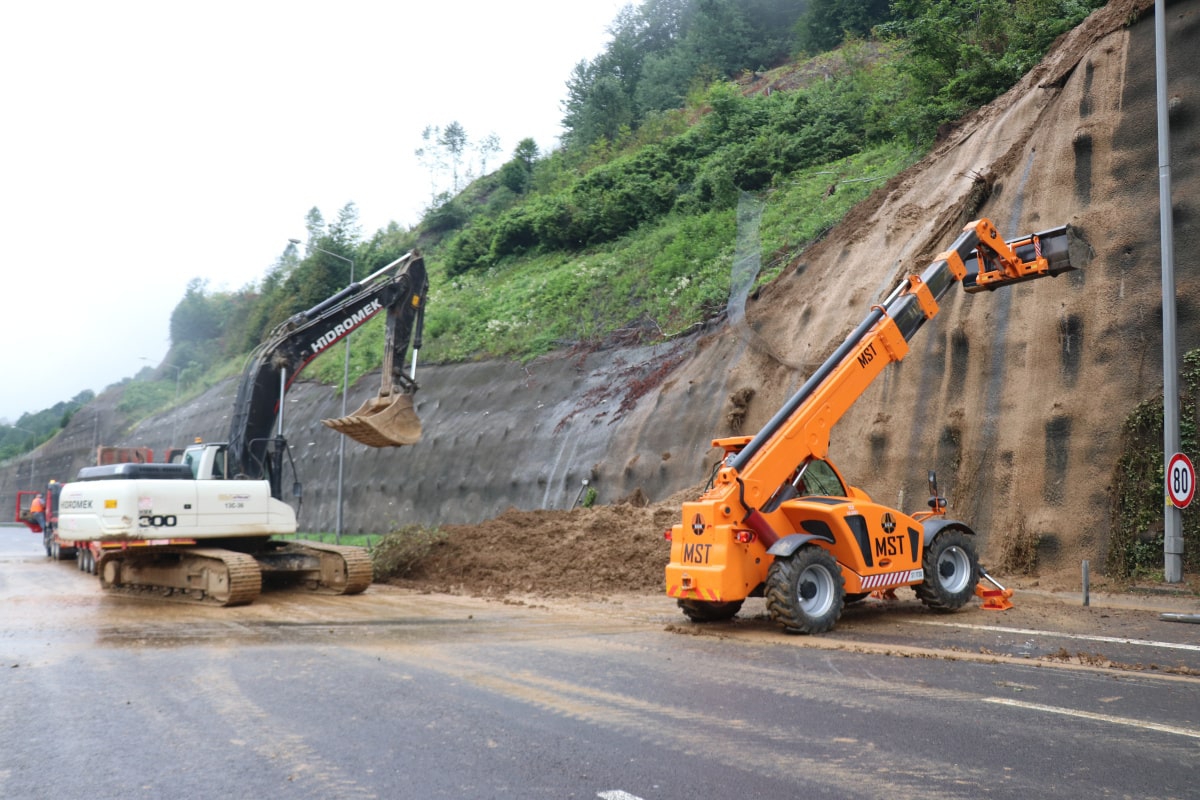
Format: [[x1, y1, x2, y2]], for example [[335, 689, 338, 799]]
[[961, 224, 1082, 293], [322, 391, 421, 447]]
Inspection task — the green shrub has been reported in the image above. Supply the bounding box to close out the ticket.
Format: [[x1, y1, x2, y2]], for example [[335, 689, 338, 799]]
[[1107, 349, 1200, 578], [371, 524, 448, 580]]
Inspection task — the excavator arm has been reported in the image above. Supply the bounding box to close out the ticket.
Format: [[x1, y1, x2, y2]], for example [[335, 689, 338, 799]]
[[667, 218, 1079, 602], [227, 250, 428, 495]]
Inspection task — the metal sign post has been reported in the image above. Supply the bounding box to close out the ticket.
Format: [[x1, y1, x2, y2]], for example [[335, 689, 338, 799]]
[[1155, 0, 1183, 582]]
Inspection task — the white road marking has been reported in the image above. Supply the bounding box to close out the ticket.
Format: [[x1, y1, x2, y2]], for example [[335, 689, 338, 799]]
[[598, 792, 646, 800], [914, 620, 1200, 652], [983, 697, 1200, 740]]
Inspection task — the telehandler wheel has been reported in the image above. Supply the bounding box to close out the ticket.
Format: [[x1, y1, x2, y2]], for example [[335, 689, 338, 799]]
[[677, 598, 744, 622], [765, 546, 845, 634], [914, 529, 980, 612]]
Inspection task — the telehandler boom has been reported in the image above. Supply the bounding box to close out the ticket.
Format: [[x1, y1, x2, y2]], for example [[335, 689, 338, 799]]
[[666, 218, 1079, 633]]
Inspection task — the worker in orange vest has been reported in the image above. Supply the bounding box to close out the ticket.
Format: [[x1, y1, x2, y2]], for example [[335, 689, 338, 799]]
[[29, 493, 46, 532]]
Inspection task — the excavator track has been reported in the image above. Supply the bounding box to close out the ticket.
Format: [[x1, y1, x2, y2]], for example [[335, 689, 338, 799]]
[[97, 547, 262, 606], [257, 540, 374, 595]]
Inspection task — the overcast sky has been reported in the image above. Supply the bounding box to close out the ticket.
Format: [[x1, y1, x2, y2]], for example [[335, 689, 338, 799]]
[[0, 0, 626, 423]]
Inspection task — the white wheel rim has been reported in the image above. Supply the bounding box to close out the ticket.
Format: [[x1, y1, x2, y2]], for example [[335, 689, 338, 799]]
[[938, 546, 971, 594], [797, 564, 835, 617]]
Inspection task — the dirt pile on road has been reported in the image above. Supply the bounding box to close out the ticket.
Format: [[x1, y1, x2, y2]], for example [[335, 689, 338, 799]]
[[398, 496, 687, 596]]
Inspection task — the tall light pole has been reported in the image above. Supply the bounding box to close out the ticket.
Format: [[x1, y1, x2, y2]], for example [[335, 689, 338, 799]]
[[141, 357, 183, 446], [289, 238, 355, 543], [1154, 0, 1183, 582]]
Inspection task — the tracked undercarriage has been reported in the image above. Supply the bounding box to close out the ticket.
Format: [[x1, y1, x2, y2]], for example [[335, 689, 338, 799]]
[[96, 539, 373, 607]]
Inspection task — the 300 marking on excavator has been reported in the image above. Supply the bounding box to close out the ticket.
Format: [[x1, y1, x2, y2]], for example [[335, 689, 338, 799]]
[[682, 543, 712, 564]]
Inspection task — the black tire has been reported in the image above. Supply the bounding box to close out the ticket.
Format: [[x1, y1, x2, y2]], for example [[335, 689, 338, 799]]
[[765, 546, 845, 634], [677, 598, 744, 622], [915, 529, 980, 612]]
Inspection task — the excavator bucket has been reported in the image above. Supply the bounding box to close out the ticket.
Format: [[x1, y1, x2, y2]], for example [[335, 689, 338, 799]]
[[322, 392, 422, 447]]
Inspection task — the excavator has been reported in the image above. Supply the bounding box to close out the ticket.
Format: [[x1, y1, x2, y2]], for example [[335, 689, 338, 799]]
[[666, 218, 1081, 633], [51, 250, 429, 605]]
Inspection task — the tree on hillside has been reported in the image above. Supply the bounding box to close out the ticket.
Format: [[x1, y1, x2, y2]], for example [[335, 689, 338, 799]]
[[416, 121, 489, 206], [304, 207, 326, 241], [328, 202, 362, 250], [797, 0, 892, 54], [498, 138, 539, 195], [884, 0, 1106, 139], [439, 121, 469, 193], [415, 125, 448, 205], [561, 0, 807, 147], [170, 278, 223, 344], [476, 132, 502, 174]]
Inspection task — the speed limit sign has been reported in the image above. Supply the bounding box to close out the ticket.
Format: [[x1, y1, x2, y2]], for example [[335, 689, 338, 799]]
[[1167, 452, 1195, 509]]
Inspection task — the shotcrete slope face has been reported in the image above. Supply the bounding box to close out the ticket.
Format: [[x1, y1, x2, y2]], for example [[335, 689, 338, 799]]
[[5, 0, 1195, 594]]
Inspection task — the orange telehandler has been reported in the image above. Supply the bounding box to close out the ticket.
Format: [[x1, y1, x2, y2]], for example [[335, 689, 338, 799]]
[[666, 218, 1080, 633]]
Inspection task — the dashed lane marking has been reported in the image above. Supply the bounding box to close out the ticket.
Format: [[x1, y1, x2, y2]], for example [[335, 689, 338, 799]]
[[983, 697, 1200, 741], [914, 620, 1200, 653], [598, 792, 646, 800]]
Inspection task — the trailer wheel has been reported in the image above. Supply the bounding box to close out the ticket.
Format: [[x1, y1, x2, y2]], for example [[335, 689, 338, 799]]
[[915, 529, 980, 612], [677, 599, 744, 622], [765, 546, 845, 634]]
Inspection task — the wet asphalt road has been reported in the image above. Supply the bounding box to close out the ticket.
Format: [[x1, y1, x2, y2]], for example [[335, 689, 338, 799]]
[[2, 524, 1199, 799]]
